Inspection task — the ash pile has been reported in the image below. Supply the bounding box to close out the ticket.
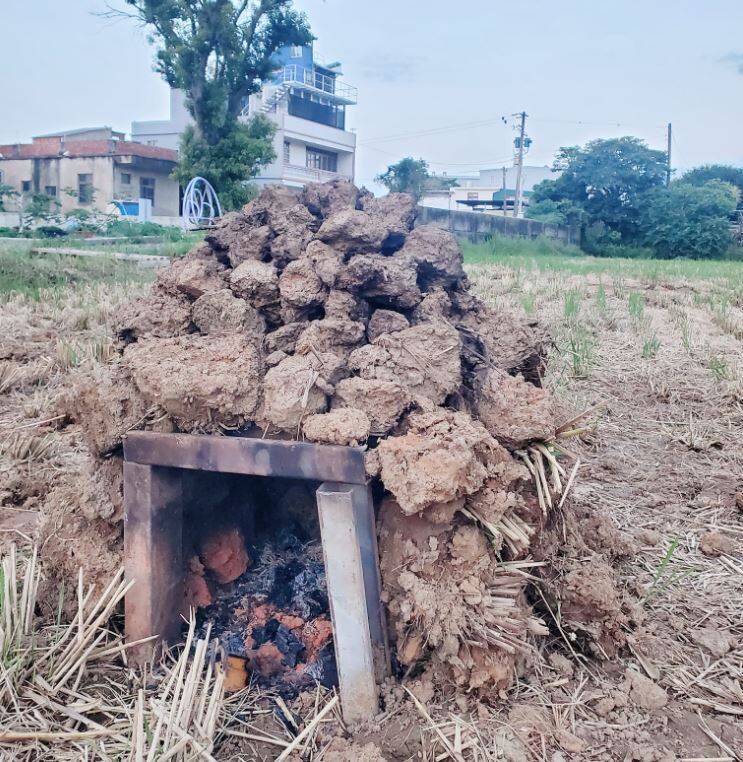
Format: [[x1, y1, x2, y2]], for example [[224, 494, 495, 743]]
[[195, 534, 336, 697], [52, 179, 632, 699]]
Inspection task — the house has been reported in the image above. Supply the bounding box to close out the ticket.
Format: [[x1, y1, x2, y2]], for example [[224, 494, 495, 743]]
[[420, 165, 554, 216], [0, 127, 180, 220], [132, 42, 357, 188]]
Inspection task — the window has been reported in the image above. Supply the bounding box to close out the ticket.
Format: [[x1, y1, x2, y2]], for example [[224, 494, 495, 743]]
[[283, 141, 291, 164], [288, 92, 345, 129], [467, 192, 479, 200], [140, 177, 155, 204], [290, 45, 303, 58], [21, 180, 32, 193], [45, 186, 57, 197], [78, 174, 93, 204], [121, 173, 131, 185], [306, 147, 338, 173]]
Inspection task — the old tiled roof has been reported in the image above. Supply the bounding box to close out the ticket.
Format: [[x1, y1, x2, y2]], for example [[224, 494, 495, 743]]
[[0, 140, 178, 162]]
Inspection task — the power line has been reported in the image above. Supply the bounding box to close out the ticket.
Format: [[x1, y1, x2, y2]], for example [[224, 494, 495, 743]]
[[360, 114, 669, 148], [359, 116, 508, 146], [362, 143, 514, 168], [529, 116, 668, 130]]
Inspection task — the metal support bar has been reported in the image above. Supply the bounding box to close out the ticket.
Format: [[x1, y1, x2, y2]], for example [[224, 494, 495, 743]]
[[124, 462, 184, 663], [124, 432, 367, 485], [346, 483, 390, 679], [317, 482, 380, 724]]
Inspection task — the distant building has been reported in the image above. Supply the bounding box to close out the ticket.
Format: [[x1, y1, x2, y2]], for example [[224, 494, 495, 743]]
[[132, 43, 357, 188], [0, 127, 180, 218], [420, 165, 554, 216]]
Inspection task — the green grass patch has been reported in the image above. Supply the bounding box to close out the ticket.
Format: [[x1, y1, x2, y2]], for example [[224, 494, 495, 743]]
[[628, 291, 645, 322], [462, 235, 743, 288], [0, 247, 154, 300], [642, 332, 661, 359]]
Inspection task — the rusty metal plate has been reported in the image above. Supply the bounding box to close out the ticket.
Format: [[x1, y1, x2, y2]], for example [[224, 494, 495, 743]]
[[123, 431, 367, 485]]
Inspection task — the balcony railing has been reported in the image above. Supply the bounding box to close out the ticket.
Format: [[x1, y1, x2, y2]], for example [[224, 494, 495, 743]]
[[283, 163, 352, 183], [279, 65, 357, 104]]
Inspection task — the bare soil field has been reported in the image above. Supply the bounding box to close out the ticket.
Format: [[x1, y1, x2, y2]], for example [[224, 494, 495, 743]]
[[1, 241, 742, 761]]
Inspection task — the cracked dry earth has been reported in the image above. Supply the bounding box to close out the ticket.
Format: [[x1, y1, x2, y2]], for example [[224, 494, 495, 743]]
[[1, 254, 742, 760], [465, 262, 743, 761]]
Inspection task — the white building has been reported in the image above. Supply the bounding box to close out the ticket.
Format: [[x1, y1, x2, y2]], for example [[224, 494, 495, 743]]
[[132, 44, 357, 189], [420, 165, 554, 216]]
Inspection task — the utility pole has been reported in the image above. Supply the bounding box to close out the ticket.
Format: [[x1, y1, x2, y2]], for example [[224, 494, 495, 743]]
[[666, 122, 672, 187], [502, 166, 507, 217], [513, 111, 527, 217]]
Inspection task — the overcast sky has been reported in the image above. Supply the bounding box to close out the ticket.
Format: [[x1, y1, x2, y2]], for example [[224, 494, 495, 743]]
[[3, 0, 742, 190]]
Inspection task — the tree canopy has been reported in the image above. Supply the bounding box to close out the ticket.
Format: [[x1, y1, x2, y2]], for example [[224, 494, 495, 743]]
[[681, 165, 743, 203], [531, 137, 668, 240], [119, 0, 312, 210], [376, 158, 431, 200], [639, 180, 739, 259], [123, 0, 312, 145], [173, 116, 277, 210]]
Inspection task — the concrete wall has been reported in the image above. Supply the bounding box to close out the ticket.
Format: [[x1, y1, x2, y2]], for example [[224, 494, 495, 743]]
[[113, 164, 179, 216], [0, 155, 179, 219], [416, 205, 580, 246], [0, 156, 114, 214]]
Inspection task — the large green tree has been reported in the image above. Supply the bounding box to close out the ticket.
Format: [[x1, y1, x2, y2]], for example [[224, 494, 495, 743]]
[[119, 0, 312, 207], [531, 137, 668, 240], [639, 180, 738, 259], [174, 116, 277, 209], [681, 165, 743, 202], [123, 0, 312, 145], [376, 158, 431, 200]]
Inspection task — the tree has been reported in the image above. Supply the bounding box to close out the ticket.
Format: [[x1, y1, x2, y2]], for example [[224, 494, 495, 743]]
[[118, 0, 312, 208], [681, 165, 743, 203], [376, 158, 430, 200], [526, 196, 584, 226], [0, 184, 17, 212], [532, 137, 668, 240], [121, 0, 312, 145], [639, 180, 738, 259], [174, 116, 277, 209]]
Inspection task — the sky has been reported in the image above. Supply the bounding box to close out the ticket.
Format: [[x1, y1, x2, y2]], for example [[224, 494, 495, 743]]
[[2, 0, 743, 191]]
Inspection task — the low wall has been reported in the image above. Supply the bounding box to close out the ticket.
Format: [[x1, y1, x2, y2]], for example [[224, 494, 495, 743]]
[[416, 206, 580, 246]]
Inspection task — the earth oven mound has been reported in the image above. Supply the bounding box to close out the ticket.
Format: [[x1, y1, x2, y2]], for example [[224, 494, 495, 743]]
[[123, 431, 386, 722], [52, 179, 631, 717]]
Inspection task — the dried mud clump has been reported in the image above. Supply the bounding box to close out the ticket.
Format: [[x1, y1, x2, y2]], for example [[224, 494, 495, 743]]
[[57, 178, 628, 698]]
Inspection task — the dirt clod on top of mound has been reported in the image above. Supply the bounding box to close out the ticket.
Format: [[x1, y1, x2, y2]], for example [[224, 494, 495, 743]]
[[56, 178, 629, 698]]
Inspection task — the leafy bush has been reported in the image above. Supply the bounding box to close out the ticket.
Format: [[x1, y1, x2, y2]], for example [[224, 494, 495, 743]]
[[526, 198, 584, 226], [376, 158, 431, 200], [173, 117, 276, 211], [36, 225, 67, 239], [582, 222, 655, 259], [681, 165, 743, 201], [104, 220, 184, 241], [639, 181, 739, 259], [531, 137, 667, 240]]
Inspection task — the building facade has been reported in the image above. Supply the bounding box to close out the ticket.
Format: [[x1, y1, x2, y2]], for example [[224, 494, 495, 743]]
[[131, 43, 357, 188], [0, 127, 180, 219], [420, 165, 554, 216]]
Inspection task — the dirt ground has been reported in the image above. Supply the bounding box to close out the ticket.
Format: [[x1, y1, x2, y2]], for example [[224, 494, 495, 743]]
[[1, 254, 742, 760]]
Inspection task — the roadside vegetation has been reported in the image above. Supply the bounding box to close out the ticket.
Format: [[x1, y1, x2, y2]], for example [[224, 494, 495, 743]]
[[463, 235, 743, 285], [0, 247, 154, 299], [526, 138, 742, 260]]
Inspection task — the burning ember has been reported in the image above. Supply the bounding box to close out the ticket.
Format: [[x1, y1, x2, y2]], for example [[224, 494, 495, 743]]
[[195, 537, 336, 695]]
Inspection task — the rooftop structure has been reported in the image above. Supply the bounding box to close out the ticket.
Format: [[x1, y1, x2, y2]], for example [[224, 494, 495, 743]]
[[0, 127, 180, 219], [132, 42, 357, 189], [420, 165, 554, 216]]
